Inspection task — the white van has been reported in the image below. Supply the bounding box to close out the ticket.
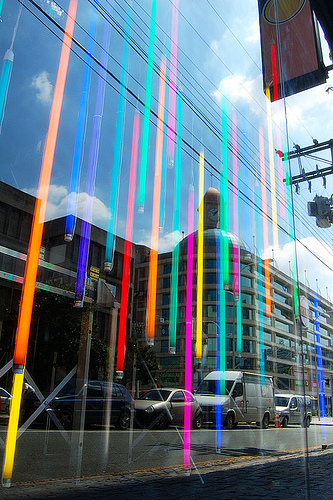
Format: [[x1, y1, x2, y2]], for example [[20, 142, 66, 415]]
[[275, 394, 312, 427], [195, 370, 275, 429]]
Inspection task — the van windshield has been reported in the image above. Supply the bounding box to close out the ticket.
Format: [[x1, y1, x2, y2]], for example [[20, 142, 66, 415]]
[[275, 396, 290, 407], [196, 379, 234, 395]]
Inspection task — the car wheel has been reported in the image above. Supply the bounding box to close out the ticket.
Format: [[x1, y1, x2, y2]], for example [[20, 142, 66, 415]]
[[304, 416, 311, 428], [281, 416, 288, 428], [223, 413, 234, 430], [116, 409, 131, 430], [58, 407, 73, 430], [261, 413, 270, 429], [154, 413, 169, 430], [192, 414, 203, 429]]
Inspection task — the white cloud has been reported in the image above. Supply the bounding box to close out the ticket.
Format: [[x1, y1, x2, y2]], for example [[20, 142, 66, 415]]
[[31, 71, 53, 105], [283, 81, 333, 140], [24, 184, 110, 228], [212, 73, 264, 116], [50, 1, 64, 18], [245, 21, 260, 43], [137, 230, 183, 253]]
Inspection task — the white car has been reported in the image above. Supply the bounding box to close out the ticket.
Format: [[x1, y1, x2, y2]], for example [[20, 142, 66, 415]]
[[135, 388, 203, 430], [0, 387, 12, 415]]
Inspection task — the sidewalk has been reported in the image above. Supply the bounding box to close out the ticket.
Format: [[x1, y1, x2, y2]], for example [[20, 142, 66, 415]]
[[311, 416, 333, 426], [1, 445, 333, 500]]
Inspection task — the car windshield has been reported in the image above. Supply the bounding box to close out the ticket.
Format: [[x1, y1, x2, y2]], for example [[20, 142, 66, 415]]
[[275, 396, 290, 407], [196, 380, 234, 395], [139, 390, 171, 401]]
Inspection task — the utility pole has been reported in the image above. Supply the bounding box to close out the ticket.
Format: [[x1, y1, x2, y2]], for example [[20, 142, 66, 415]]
[[281, 139, 333, 227]]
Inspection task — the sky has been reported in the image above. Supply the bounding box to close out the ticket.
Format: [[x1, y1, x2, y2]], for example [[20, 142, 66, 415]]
[[1, 0, 333, 299]]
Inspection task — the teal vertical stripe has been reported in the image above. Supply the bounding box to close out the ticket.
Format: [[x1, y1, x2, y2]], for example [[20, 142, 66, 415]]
[[138, 0, 157, 211], [169, 93, 182, 353], [0, 52, 13, 132]]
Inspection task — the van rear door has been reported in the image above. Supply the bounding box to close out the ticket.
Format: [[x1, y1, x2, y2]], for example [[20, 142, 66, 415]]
[[243, 375, 261, 422]]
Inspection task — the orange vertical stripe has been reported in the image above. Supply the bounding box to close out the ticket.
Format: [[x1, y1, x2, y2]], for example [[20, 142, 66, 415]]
[[146, 57, 166, 344], [13, 0, 78, 367]]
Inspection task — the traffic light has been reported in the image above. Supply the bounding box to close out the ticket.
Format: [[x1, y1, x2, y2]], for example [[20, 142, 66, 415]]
[[307, 195, 333, 228]]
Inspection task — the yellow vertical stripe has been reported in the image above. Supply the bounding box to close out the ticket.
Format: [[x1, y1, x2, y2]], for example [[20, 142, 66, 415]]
[[2, 372, 24, 486], [196, 152, 204, 359]]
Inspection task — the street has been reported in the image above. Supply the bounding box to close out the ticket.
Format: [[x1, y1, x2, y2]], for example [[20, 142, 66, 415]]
[[0, 421, 330, 485]]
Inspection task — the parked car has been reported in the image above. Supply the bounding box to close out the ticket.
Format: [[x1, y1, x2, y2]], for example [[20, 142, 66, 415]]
[[0, 387, 12, 415], [134, 388, 203, 430], [195, 370, 275, 429], [275, 393, 312, 427], [21, 380, 134, 430]]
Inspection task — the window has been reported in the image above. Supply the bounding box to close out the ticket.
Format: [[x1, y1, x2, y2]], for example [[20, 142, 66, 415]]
[[226, 306, 234, 318], [232, 382, 243, 398], [274, 291, 289, 304], [161, 309, 170, 320], [243, 358, 254, 370], [162, 294, 170, 305], [275, 320, 290, 333], [203, 259, 216, 269], [275, 307, 290, 319], [7, 209, 20, 238], [276, 335, 289, 347], [277, 378, 291, 390], [207, 337, 217, 351], [263, 315, 272, 326], [242, 340, 253, 353], [276, 348, 291, 360], [226, 338, 233, 351], [241, 307, 252, 320], [242, 325, 253, 336], [204, 273, 217, 284], [203, 304, 217, 317], [241, 276, 252, 287], [163, 264, 172, 274], [264, 331, 272, 342], [163, 277, 170, 289], [241, 293, 252, 305], [203, 289, 217, 301], [275, 281, 289, 293], [277, 364, 292, 375], [170, 391, 184, 402]]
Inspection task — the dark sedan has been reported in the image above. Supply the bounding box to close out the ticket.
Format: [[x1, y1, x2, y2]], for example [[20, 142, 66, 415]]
[[21, 380, 134, 430], [134, 388, 203, 430]]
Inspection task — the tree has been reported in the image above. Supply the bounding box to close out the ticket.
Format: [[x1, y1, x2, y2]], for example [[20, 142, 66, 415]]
[[123, 338, 159, 388]]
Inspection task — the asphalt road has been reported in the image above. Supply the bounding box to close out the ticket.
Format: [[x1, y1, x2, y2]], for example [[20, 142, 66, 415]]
[[0, 421, 330, 485]]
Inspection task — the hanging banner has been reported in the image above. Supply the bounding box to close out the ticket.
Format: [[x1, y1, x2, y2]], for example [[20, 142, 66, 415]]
[[258, 0, 327, 101]]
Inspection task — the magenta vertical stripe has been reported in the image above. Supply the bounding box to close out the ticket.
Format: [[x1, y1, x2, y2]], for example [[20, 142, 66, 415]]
[[184, 184, 194, 469], [232, 114, 239, 297]]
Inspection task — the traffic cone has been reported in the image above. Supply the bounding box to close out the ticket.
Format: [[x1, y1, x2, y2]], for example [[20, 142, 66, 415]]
[[275, 412, 281, 428]]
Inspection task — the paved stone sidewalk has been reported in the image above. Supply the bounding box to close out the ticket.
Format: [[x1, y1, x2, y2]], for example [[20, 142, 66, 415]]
[[1, 447, 333, 500]]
